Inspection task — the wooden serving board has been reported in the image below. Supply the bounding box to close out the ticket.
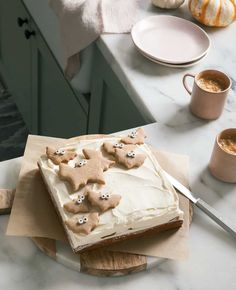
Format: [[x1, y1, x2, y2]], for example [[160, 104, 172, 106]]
[[32, 238, 149, 276], [1, 134, 193, 276]]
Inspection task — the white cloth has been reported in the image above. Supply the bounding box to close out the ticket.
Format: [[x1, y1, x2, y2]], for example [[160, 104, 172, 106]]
[[49, 0, 138, 79]]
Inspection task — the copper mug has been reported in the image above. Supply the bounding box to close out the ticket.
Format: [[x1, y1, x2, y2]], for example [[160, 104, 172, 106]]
[[183, 70, 231, 120], [209, 128, 236, 183]]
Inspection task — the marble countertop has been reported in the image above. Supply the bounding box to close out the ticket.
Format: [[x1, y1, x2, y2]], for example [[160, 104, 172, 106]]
[[1, 1, 236, 289], [98, 0, 236, 126], [1, 122, 236, 290]]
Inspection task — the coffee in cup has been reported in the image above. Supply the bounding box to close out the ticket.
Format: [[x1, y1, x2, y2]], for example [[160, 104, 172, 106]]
[[218, 135, 236, 155], [197, 77, 226, 93], [183, 70, 231, 120], [209, 128, 236, 183]]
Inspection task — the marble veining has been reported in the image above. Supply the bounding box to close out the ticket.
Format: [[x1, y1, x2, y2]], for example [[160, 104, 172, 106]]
[[1, 121, 236, 289], [98, 1, 236, 127], [1, 0, 236, 289]]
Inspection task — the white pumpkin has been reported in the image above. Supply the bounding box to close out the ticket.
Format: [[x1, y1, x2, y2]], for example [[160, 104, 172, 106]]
[[189, 0, 236, 27], [152, 0, 185, 9]]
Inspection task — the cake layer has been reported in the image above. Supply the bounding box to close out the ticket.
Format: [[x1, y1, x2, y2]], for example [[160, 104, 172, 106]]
[[38, 136, 183, 251]]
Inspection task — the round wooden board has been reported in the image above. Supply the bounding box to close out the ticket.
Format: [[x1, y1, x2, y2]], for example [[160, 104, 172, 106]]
[[32, 209, 193, 277], [32, 237, 162, 276]]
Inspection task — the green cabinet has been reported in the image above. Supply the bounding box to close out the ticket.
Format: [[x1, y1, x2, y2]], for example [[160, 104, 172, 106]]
[[0, 0, 32, 128], [31, 29, 88, 137], [0, 0, 88, 138], [0, 0, 148, 138], [88, 48, 147, 134]]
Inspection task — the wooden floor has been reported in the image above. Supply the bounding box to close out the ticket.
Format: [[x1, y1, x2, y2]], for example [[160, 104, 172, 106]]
[[0, 79, 28, 161]]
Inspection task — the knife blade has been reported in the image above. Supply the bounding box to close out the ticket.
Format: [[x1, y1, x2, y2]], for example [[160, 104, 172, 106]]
[[164, 171, 236, 239]]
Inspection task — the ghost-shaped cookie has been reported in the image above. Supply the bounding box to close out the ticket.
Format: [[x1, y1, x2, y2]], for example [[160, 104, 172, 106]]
[[87, 189, 121, 213], [121, 128, 146, 145], [65, 212, 99, 235], [63, 192, 90, 214], [103, 142, 135, 156], [46, 147, 77, 165], [59, 149, 115, 191], [115, 148, 146, 169]]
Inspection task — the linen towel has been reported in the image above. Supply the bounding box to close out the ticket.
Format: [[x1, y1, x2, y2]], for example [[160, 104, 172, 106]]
[[49, 0, 138, 79]]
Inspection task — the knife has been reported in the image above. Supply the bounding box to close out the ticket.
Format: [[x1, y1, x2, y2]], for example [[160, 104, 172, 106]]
[[164, 171, 236, 239]]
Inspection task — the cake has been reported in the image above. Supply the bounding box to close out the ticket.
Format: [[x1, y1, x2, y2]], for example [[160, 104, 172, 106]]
[[38, 128, 184, 252]]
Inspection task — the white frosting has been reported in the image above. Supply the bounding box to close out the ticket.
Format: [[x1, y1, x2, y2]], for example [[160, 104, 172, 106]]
[[38, 136, 183, 250]]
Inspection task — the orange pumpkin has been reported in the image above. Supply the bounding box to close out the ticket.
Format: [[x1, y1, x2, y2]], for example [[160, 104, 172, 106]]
[[189, 0, 236, 27]]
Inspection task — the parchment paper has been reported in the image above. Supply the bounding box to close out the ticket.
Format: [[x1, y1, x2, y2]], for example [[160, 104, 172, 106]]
[[6, 135, 190, 260]]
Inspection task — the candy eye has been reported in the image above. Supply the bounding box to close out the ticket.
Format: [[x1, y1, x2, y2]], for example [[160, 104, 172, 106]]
[[129, 131, 137, 139], [83, 217, 88, 223], [80, 194, 85, 200], [75, 197, 83, 204], [78, 218, 84, 224], [77, 159, 87, 167], [55, 149, 65, 155], [114, 143, 124, 149], [105, 193, 110, 199], [127, 151, 136, 158], [101, 194, 106, 200]]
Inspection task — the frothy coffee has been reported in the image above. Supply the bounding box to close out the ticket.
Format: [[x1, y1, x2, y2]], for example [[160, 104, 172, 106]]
[[197, 77, 225, 93], [219, 136, 236, 155]]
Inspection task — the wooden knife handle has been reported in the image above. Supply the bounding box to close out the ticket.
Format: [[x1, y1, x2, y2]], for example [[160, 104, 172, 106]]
[[0, 189, 15, 215]]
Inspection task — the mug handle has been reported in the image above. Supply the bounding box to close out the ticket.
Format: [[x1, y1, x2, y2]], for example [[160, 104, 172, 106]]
[[183, 73, 195, 95]]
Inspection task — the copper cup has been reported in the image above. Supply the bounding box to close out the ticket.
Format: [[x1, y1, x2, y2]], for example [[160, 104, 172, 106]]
[[183, 70, 231, 120], [209, 128, 236, 183]]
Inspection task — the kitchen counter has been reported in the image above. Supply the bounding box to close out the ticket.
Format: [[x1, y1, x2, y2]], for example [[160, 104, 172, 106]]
[[1, 1, 236, 289], [98, 1, 236, 125], [0, 122, 236, 290], [21, 0, 236, 129], [21, 0, 236, 125]]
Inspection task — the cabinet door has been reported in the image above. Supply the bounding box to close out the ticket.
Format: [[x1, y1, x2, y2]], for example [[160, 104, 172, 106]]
[[0, 0, 32, 129], [31, 26, 87, 138], [89, 48, 148, 134]]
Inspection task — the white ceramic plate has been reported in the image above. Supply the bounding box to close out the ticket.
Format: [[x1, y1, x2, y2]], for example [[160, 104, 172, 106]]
[[131, 15, 210, 64], [138, 46, 208, 68]]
